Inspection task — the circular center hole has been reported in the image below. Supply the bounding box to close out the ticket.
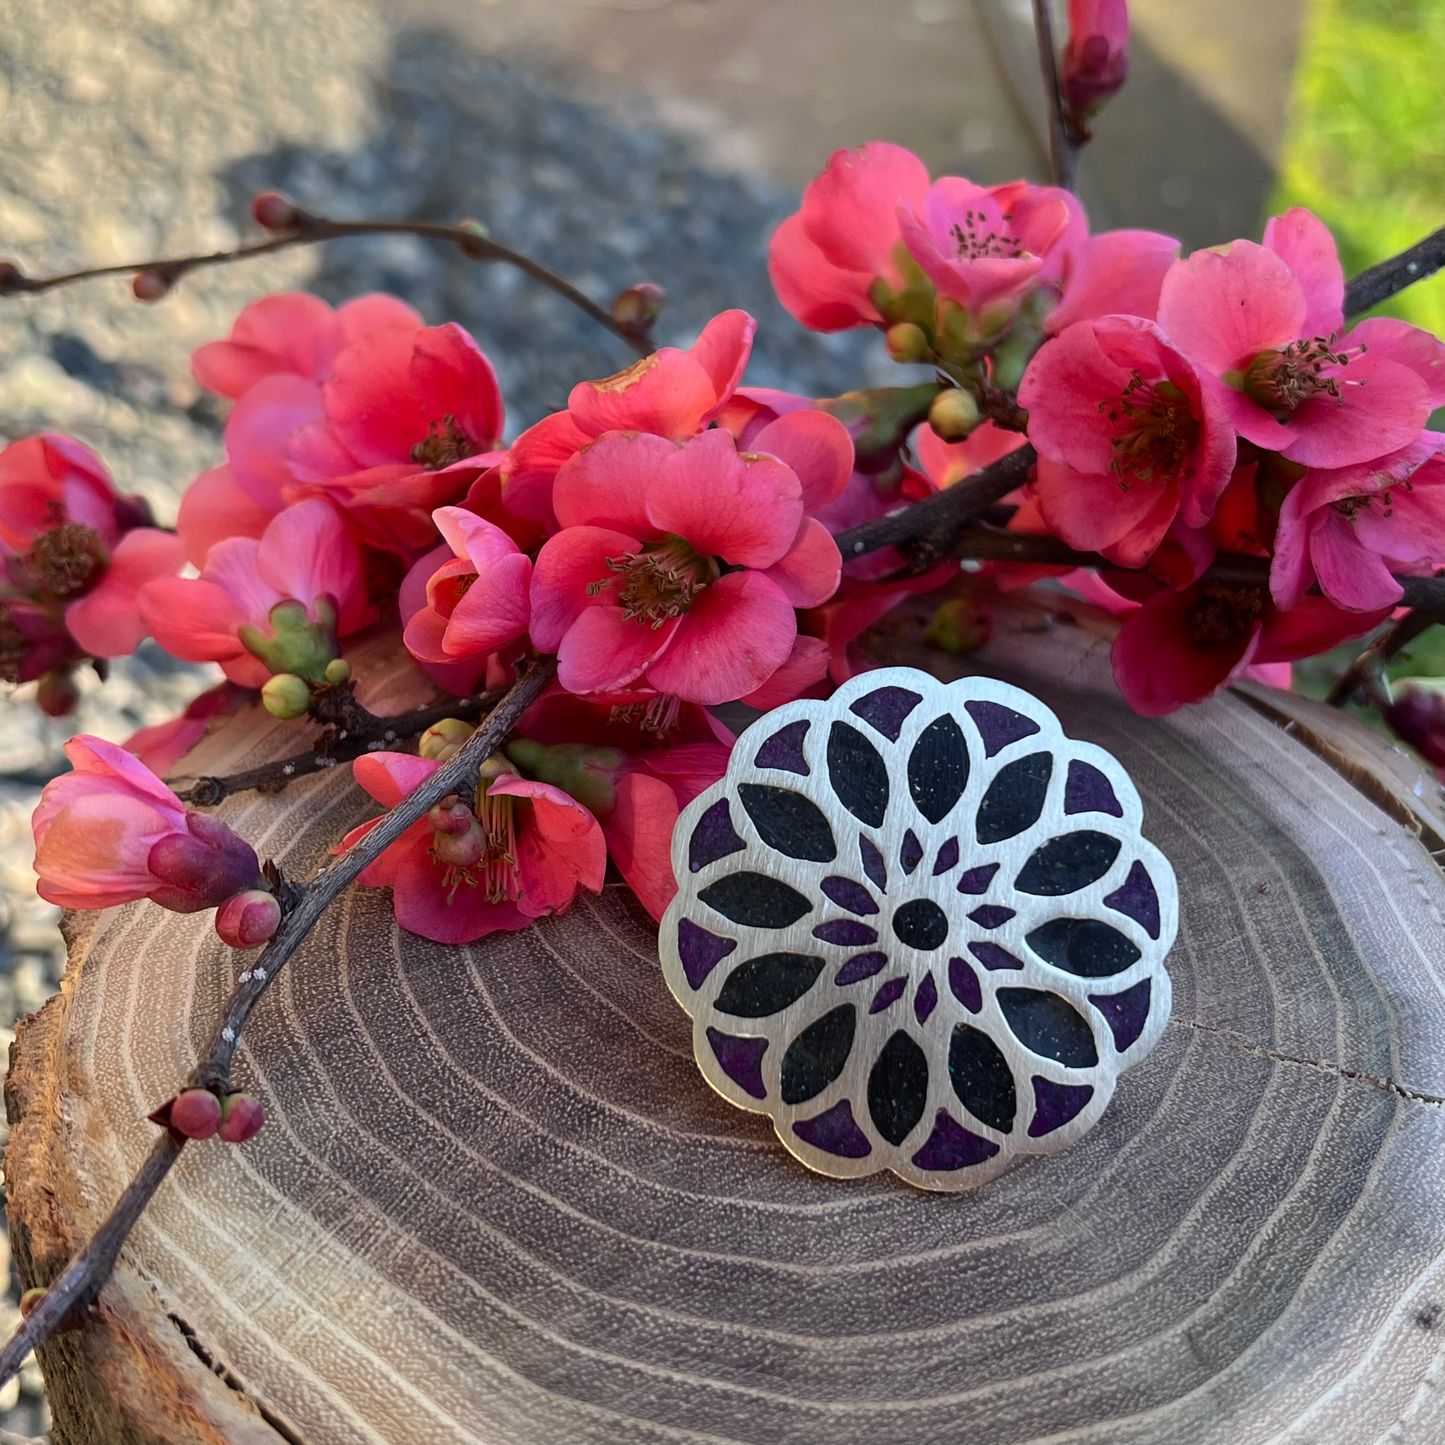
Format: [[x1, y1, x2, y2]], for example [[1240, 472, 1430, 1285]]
[[891, 898, 949, 951]]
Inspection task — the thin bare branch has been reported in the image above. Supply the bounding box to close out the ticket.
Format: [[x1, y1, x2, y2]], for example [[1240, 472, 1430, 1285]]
[[0, 657, 557, 1389], [1031, 0, 1075, 190], [1344, 225, 1445, 319], [0, 210, 651, 355], [1325, 610, 1443, 707]]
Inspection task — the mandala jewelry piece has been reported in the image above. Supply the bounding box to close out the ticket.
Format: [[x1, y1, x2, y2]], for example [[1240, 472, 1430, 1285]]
[[659, 667, 1177, 1192]]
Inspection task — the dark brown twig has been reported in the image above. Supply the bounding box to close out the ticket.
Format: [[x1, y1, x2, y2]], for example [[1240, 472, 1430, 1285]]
[[0, 658, 557, 1389], [0, 212, 651, 356], [1325, 610, 1443, 707], [1031, 0, 1076, 190], [176, 685, 508, 806], [1344, 225, 1445, 319]]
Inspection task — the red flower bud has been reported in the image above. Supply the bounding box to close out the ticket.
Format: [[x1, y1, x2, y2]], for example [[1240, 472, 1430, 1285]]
[[168, 1088, 222, 1140], [146, 810, 261, 913], [132, 269, 172, 302], [218, 1093, 265, 1144], [1062, 0, 1129, 120], [35, 669, 80, 717], [0, 261, 27, 294], [215, 888, 281, 949], [1385, 686, 1445, 770], [251, 190, 301, 231], [612, 282, 666, 330]]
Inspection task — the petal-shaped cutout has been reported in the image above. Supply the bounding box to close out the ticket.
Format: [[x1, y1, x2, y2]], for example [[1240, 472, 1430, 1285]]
[[899, 829, 923, 875], [867, 1030, 930, 1145], [678, 918, 736, 989], [1090, 979, 1153, 1051], [738, 783, 836, 862], [976, 752, 1053, 843], [1104, 859, 1162, 938], [850, 685, 921, 740], [827, 720, 889, 827], [698, 871, 812, 928], [780, 1005, 856, 1105], [792, 1098, 872, 1157], [908, 713, 969, 823], [820, 876, 877, 916], [754, 719, 810, 775], [707, 1028, 768, 1099], [964, 699, 1040, 756], [1015, 830, 1122, 896], [911, 1109, 999, 1170], [1064, 760, 1122, 816], [835, 951, 888, 985], [1027, 917, 1142, 977], [949, 1023, 1016, 1132], [1028, 1078, 1095, 1136], [998, 988, 1099, 1067], [715, 952, 825, 1018], [688, 797, 747, 873]]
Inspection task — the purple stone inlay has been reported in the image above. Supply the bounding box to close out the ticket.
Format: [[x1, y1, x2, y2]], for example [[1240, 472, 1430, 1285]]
[[835, 951, 888, 986], [914, 972, 939, 1023], [900, 830, 924, 875], [948, 956, 982, 1012], [793, 1099, 872, 1158], [813, 918, 879, 947], [933, 837, 960, 875], [970, 941, 1024, 971], [1028, 1077, 1095, 1136], [706, 1027, 768, 1099], [965, 699, 1041, 756], [957, 862, 1000, 895], [1065, 759, 1123, 817], [754, 719, 811, 775], [870, 976, 907, 1013], [821, 875, 878, 916], [850, 685, 922, 741], [678, 918, 737, 989], [1105, 860, 1161, 939], [689, 798, 746, 873], [1090, 978, 1152, 1052], [859, 836, 887, 891], [969, 904, 1015, 930], [912, 1109, 1001, 1171]]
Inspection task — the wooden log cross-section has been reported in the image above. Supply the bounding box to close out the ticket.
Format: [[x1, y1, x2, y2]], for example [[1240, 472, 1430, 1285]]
[[7, 603, 1445, 1445]]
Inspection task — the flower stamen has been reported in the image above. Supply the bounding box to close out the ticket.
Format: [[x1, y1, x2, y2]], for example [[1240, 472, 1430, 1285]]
[[411, 414, 481, 470], [1185, 583, 1265, 651], [1100, 372, 1199, 486], [588, 537, 716, 628]]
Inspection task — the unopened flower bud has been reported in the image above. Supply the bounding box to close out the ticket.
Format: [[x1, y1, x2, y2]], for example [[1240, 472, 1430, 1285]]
[[505, 738, 626, 817], [885, 322, 930, 364], [322, 657, 351, 686], [419, 717, 474, 763], [431, 815, 488, 867], [36, 669, 80, 718], [612, 282, 666, 330], [925, 597, 993, 656], [218, 1093, 265, 1144], [251, 189, 302, 231], [427, 798, 474, 836], [929, 387, 982, 441], [262, 672, 312, 719], [18, 1288, 46, 1319], [146, 811, 262, 912], [215, 888, 281, 949], [169, 1088, 222, 1140], [240, 598, 340, 683], [1385, 685, 1445, 769], [1062, 0, 1129, 121], [132, 269, 172, 302], [455, 218, 492, 259], [0, 261, 27, 294]]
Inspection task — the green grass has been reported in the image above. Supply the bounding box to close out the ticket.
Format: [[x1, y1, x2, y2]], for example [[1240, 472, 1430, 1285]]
[[1273, 0, 1445, 338]]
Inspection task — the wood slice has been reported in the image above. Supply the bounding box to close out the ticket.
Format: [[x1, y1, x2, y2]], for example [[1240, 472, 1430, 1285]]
[[9, 606, 1445, 1445]]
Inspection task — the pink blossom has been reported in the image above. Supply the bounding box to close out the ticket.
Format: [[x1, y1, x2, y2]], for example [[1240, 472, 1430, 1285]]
[[1111, 581, 1387, 716], [63, 527, 187, 658], [123, 682, 252, 777], [191, 291, 422, 399], [530, 424, 845, 705], [914, 418, 1030, 489], [1156, 210, 1445, 469], [802, 563, 959, 684], [339, 752, 605, 943], [176, 464, 276, 568], [402, 506, 532, 682], [0, 433, 145, 552], [140, 498, 372, 687], [501, 310, 756, 523], [1042, 229, 1179, 334], [1019, 315, 1237, 566], [1062, 0, 1129, 119], [1271, 434, 1445, 611], [32, 735, 259, 910]]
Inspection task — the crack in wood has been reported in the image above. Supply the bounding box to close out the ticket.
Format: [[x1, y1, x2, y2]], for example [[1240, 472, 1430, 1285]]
[[167, 1312, 311, 1445], [1170, 1017, 1445, 1108]]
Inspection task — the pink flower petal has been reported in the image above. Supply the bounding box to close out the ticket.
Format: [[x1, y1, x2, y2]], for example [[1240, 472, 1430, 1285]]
[[647, 430, 803, 568], [1347, 317, 1445, 410], [352, 750, 441, 809], [529, 525, 641, 652], [336, 293, 424, 344], [1045, 228, 1179, 333], [409, 322, 504, 448], [740, 634, 830, 708], [1255, 595, 1388, 663], [643, 570, 796, 705], [751, 410, 854, 511], [767, 212, 880, 332], [558, 603, 680, 695], [761, 517, 842, 607], [177, 464, 275, 568], [285, 417, 362, 485], [1262, 208, 1344, 339], [256, 498, 369, 634], [500, 410, 593, 523], [1033, 456, 1175, 560], [443, 551, 533, 656], [191, 292, 342, 398], [225, 373, 325, 511], [1156, 240, 1306, 376], [65, 527, 185, 658], [567, 351, 719, 440], [687, 310, 757, 418], [801, 142, 931, 276], [324, 326, 427, 466], [384, 832, 531, 943], [1281, 357, 1430, 469], [432, 506, 520, 570], [603, 772, 680, 920], [553, 430, 673, 534], [1268, 481, 1316, 610], [1193, 368, 1295, 453], [1309, 509, 1403, 611]]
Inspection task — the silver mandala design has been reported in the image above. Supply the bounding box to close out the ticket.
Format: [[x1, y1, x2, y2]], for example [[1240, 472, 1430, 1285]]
[[659, 667, 1177, 1191]]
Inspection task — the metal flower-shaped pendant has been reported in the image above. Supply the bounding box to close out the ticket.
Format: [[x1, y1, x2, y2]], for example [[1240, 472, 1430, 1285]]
[[659, 668, 1178, 1191]]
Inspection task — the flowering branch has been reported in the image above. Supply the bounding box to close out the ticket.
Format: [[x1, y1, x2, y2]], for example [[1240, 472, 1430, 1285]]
[[177, 684, 508, 807], [1343, 225, 1445, 318], [1032, 0, 1076, 190], [0, 657, 556, 1390], [0, 198, 654, 355]]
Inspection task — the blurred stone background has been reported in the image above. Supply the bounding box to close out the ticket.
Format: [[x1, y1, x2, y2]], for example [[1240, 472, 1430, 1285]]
[[0, 0, 1312, 1434]]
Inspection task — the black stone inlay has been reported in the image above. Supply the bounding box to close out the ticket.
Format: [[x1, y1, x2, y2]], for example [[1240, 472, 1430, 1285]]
[[827, 721, 889, 827], [976, 752, 1052, 843], [908, 713, 969, 823], [949, 1024, 1016, 1133], [738, 784, 837, 863], [698, 872, 811, 929], [780, 1005, 857, 1104], [868, 1030, 930, 1145], [1027, 917, 1141, 977], [892, 898, 949, 951], [714, 952, 825, 1017], [1015, 830, 1121, 896], [997, 988, 1099, 1067]]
